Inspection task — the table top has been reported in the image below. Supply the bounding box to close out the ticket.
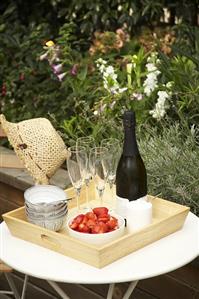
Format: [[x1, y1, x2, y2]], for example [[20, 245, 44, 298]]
[[0, 212, 198, 284]]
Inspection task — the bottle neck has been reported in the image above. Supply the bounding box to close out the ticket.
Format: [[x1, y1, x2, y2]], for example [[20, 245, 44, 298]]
[[123, 125, 139, 156]]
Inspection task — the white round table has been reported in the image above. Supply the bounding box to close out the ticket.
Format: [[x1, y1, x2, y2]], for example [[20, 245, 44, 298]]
[[0, 212, 198, 299]]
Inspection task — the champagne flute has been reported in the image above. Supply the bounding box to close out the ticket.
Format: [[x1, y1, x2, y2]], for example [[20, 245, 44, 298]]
[[101, 138, 121, 206], [89, 146, 109, 206], [76, 136, 95, 209], [66, 146, 87, 211]]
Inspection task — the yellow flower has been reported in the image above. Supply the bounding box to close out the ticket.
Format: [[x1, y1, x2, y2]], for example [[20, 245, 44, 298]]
[[45, 40, 55, 47]]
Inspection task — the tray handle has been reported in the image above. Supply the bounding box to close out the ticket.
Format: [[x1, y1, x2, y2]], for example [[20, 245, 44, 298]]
[[40, 233, 61, 250]]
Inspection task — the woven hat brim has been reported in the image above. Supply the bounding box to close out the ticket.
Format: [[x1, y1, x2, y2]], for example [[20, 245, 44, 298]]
[[0, 115, 68, 184]]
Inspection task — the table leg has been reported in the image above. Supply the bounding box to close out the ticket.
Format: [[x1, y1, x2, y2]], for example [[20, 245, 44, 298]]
[[4, 272, 20, 299], [106, 283, 115, 299], [47, 280, 71, 299], [107, 280, 138, 299], [21, 274, 28, 299], [122, 280, 138, 299]]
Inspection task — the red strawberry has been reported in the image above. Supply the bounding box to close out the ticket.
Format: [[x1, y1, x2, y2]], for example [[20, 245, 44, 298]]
[[86, 219, 96, 229], [93, 207, 109, 217], [98, 222, 109, 233], [78, 223, 90, 233], [97, 214, 110, 223], [107, 216, 118, 230], [72, 214, 84, 224], [85, 212, 97, 221], [69, 222, 78, 230], [91, 222, 109, 234], [91, 224, 100, 234], [82, 215, 89, 224]]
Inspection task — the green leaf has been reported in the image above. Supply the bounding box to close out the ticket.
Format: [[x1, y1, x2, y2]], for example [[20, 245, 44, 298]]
[[3, 4, 16, 17], [77, 65, 88, 81]]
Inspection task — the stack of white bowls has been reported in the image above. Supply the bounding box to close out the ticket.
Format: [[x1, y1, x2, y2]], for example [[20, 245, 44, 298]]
[[24, 185, 68, 231]]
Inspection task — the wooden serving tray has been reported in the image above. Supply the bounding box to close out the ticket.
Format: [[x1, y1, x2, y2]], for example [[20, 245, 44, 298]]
[[3, 184, 190, 268]]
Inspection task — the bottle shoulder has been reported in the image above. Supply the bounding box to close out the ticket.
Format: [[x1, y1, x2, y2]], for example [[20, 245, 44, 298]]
[[118, 153, 143, 161], [116, 154, 146, 175]]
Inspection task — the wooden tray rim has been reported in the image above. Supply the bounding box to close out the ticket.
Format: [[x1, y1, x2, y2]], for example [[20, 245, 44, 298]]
[[2, 196, 190, 252]]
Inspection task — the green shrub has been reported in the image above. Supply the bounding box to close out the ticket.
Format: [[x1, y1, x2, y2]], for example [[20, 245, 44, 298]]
[[158, 53, 199, 126], [139, 122, 199, 216]]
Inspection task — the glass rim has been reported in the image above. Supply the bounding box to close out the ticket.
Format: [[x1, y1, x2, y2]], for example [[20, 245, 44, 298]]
[[76, 136, 95, 142], [68, 145, 86, 153], [101, 137, 120, 145], [90, 146, 108, 154]]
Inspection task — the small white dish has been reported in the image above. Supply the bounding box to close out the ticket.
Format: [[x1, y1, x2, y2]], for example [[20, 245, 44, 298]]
[[25, 207, 68, 220], [24, 185, 67, 205], [28, 215, 67, 231], [67, 213, 125, 246]]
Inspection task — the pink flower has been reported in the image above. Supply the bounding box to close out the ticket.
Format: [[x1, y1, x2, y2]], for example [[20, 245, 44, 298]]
[[70, 64, 78, 76], [57, 72, 66, 81], [52, 63, 63, 75], [1, 83, 6, 96], [132, 93, 143, 101], [19, 73, 25, 81]]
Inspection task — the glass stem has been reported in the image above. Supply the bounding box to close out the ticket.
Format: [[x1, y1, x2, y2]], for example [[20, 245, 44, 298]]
[[109, 180, 115, 209], [85, 179, 89, 208], [98, 189, 104, 206], [76, 187, 81, 211], [110, 183, 114, 202], [109, 178, 114, 194]]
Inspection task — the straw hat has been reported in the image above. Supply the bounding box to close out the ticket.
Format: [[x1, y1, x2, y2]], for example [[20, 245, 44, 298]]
[[0, 114, 68, 184]]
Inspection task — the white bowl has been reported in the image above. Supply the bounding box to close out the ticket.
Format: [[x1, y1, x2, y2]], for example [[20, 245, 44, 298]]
[[25, 201, 67, 215], [25, 200, 67, 213], [24, 185, 67, 205], [27, 213, 67, 231], [25, 206, 68, 220], [67, 213, 125, 246]]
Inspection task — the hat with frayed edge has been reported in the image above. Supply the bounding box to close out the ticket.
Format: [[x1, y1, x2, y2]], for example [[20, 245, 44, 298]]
[[0, 114, 68, 184]]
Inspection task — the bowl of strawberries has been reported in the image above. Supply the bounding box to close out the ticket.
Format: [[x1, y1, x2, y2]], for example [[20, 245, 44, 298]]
[[67, 207, 125, 245]]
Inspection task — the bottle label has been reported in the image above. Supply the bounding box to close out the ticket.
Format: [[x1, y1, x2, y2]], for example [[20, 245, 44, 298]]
[[116, 196, 129, 218], [137, 195, 148, 202], [116, 195, 148, 217]]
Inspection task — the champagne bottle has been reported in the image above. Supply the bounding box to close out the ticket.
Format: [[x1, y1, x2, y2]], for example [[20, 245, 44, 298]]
[[116, 110, 147, 213]]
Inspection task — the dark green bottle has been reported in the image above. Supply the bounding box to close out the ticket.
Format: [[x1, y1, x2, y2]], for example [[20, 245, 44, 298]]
[[116, 111, 147, 203]]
